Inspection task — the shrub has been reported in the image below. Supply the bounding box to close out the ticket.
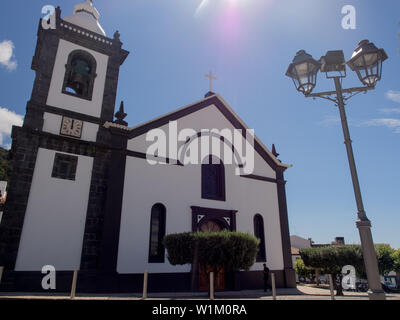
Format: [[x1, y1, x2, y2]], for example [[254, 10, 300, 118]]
[[163, 230, 259, 272]]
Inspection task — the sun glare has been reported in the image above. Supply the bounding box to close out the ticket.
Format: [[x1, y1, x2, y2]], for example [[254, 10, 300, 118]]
[[195, 0, 246, 17]]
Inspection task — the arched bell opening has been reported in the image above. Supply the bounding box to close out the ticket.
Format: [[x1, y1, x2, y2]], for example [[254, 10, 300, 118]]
[[62, 49, 97, 100]]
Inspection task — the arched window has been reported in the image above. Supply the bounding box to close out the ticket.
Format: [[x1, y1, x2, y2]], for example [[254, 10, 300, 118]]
[[62, 50, 97, 100], [254, 214, 266, 262], [148, 203, 166, 263], [201, 155, 226, 201]]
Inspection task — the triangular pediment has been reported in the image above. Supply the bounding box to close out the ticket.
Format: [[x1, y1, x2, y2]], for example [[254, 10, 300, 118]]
[[105, 94, 291, 173]]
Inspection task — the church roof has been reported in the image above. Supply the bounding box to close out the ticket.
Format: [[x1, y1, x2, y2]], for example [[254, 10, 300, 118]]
[[105, 94, 292, 171], [64, 0, 106, 36]]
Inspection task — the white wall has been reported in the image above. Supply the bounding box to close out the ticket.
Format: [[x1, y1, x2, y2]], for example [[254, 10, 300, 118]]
[[46, 39, 109, 118], [119, 104, 285, 274], [15, 148, 93, 271], [42, 112, 99, 142], [118, 145, 284, 274], [127, 104, 276, 179]]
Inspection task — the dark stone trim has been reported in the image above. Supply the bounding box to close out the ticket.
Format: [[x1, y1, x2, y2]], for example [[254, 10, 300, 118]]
[[37, 129, 100, 157], [0, 269, 287, 293], [0, 127, 40, 270], [4, 127, 187, 166], [126, 95, 282, 172], [190, 206, 237, 232], [16, 126, 115, 156], [125, 150, 184, 166], [127, 97, 217, 138], [276, 169, 296, 288], [26, 21, 61, 130], [28, 102, 103, 125], [99, 49, 125, 122], [96, 133, 128, 273], [79, 150, 111, 271], [240, 174, 277, 184]]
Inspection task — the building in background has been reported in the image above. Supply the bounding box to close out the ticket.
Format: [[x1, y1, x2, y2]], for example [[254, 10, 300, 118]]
[[291, 235, 346, 283]]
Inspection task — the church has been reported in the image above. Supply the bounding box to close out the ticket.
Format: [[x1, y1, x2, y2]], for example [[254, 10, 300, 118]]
[[0, 1, 295, 293]]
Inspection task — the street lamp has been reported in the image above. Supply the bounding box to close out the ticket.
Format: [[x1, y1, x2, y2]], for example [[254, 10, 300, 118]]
[[347, 39, 388, 87], [286, 40, 388, 300], [286, 50, 320, 95]]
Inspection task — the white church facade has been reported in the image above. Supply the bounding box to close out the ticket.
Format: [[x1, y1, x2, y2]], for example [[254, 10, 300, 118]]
[[0, 1, 296, 293]]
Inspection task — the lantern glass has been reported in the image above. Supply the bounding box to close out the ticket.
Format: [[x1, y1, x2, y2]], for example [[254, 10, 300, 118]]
[[286, 50, 320, 95], [347, 40, 387, 87]]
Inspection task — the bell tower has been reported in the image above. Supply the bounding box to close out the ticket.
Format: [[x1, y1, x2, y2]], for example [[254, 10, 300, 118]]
[[0, 1, 130, 280], [25, 0, 129, 142]]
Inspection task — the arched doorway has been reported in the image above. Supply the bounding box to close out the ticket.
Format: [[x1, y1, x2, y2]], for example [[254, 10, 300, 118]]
[[199, 220, 222, 233], [198, 219, 226, 291]]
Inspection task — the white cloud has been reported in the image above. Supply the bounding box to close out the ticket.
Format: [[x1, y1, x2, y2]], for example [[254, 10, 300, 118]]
[[385, 90, 400, 103], [0, 107, 23, 147], [316, 115, 340, 127], [317, 115, 360, 127], [318, 114, 400, 134], [379, 108, 400, 114], [360, 118, 400, 133], [0, 40, 17, 71]]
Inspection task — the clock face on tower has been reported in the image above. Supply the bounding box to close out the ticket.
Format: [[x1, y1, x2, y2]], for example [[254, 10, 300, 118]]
[[60, 117, 83, 138]]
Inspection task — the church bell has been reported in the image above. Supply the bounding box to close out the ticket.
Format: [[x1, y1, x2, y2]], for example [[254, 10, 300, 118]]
[[69, 58, 91, 95]]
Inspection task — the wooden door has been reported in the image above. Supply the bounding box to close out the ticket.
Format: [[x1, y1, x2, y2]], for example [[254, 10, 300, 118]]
[[198, 220, 226, 291], [199, 264, 225, 291]]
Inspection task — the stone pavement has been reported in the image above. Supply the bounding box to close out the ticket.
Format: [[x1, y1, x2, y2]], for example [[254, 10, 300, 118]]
[[0, 285, 399, 300]]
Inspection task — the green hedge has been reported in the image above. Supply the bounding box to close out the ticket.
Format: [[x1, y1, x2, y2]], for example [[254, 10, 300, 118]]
[[163, 230, 259, 272]]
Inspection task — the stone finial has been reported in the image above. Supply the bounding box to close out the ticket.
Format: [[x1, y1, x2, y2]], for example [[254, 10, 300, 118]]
[[114, 101, 128, 126], [113, 30, 121, 40], [204, 91, 215, 98], [55, 6, 61, 19], [272, 144, 280, 158]]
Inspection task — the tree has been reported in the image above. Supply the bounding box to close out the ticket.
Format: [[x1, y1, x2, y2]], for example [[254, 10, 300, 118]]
[[0, 147, 12, 185], [392, 249, 400, 273], [300, 244, 397, 295], [392, 249, 400, 288], [375, 244, 395, 276], [164, 230, 259, 292], [294, 258, 316, 283], [300, 245, 364, 296]]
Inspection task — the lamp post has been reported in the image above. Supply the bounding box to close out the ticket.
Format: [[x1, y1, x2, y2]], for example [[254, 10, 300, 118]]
[[286, 40, 388, 300]]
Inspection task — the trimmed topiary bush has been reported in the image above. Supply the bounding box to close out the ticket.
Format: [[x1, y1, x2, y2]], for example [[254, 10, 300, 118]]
[[163, 230, 259, 272]]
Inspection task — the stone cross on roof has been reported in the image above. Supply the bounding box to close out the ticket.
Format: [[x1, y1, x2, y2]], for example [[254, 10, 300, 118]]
[[205, 71, 217, 93]]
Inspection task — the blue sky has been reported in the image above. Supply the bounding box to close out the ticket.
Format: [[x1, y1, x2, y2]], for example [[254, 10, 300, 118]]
[[0, 0, 399, 248]]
